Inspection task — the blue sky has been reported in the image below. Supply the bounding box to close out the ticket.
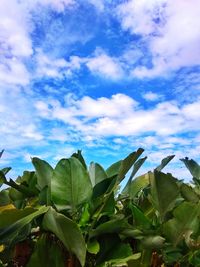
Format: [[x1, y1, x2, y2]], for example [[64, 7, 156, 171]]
[[0, 0, 200, 181]]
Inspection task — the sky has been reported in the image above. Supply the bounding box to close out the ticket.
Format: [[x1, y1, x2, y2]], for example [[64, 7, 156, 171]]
[[0, 0, 200, 181]]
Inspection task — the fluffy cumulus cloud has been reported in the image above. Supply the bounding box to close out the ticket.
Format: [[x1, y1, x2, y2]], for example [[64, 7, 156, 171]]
[[86, 50, 124, 80], [117, 0, 200, 77], [34, 93, 200, 138]]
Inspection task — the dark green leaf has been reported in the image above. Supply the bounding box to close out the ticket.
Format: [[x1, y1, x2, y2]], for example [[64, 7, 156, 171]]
[[118, 148, 144, 181], [42, 207, 86, 267], [180, 157, 200, 180], [163, 201, 200, 246], [0, 206, 49, 244], [27, 233, 65, 267], [122, 156, 147, 194], [106, 160, 122, 178], [0, 190, 10, 206], [150, 171, 179, 220], [180, 183, 199, 203], [155, 155, 175, 172], [71, 150, 87, 170]]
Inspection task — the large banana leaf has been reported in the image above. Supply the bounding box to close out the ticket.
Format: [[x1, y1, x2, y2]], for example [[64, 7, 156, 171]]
[[89, 162, 107, 187], [51, 157, 92, 211], [122, 172, 150, 199], [42, 207, 86, 267], [150, 171, 179, 220], [163, 201, 200, 246], [32, 157, 53, 190], [155, 155, 175, 172], [26, 233, 65, 267], [0, 206, 49, 244]]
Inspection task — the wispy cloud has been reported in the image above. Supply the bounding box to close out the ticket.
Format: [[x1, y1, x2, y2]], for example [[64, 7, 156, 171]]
[[117, 0, 200, 77]]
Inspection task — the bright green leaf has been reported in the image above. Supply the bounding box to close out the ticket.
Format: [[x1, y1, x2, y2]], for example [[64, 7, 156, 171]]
[[51, 157, 92, 211], [32, 157, 53, 190]]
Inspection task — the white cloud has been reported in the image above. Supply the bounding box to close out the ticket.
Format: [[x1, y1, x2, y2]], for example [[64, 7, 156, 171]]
[[35, 93, 200, 139], [117, 0, 200, 77], [86, 49, 124, 80], [0, 0, 33, 85], [142, 91, 161, 101]]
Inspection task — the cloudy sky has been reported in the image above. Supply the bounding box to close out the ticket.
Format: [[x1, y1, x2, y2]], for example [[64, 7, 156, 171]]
[[0, 0, 200, 181]]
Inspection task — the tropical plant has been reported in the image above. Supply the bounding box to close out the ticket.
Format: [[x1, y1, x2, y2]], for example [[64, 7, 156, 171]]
[[0, 148, 200, 266]]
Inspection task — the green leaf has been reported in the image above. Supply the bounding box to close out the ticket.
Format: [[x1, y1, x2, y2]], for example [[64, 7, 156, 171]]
[[1, 167, 11, 175], [89, 162, 107, 187], [51, 157, 92, 211], [141, 235, 165, 249], [32, 157, 53, 190], [87, 239, 100, 254], [163, 201, 200, 246], [90, 216, 130, 238], [27, 233, 65, 267], [0, 206, 49, 244], [0, 190, 10, 206], [42, 207, 86, 267], [180, 157, 200, 180], [118, 148, 144, 181], [129, 204, 151, 230], [0, 171, 7, 187], [122, 172, 150, 199], [122, 157, 147, 195], [106, 160, 122, 178], [71, 150, 87, 170], [180, 183, 199, 203], [155, 155, 175, 172], [150, 171, 179, 220]]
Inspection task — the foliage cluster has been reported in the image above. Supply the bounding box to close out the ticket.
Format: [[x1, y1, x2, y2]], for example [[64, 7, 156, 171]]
[[0, 148, 200, 266]]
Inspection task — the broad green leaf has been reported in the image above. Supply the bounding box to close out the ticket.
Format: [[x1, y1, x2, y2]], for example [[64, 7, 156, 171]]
[[155, 155, 175, 172], [90, 216, 130, 238], [99, 253, 141, 267], [106, 160, 122, 178], [87, 239, 100, 254], [118, 148, 144, 181], [0, 206, 49, 244], [42, 207, 86, 267], [0, 190, 10, 206], [180, 157, 200, 180], [150, 171, 179, 220], [121, 157, 147, 195], [32, 157, 53, 190], [51, 157, 92, 211], [129, 204, 151, 230], [122, 172, 150, 199], [163, 201, 200, 246], [180, 183, 199, 203], [27, 233, 65, 267], [79, 203, 90, 227], [0, 207, 37, 228], [141, 235, 165, 249], [89, 162, 107, 187], [96, 234, 134, 265], [1, 167, 11, 175], [9, 187, 24, 201], [71, 150, 87, 170]]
